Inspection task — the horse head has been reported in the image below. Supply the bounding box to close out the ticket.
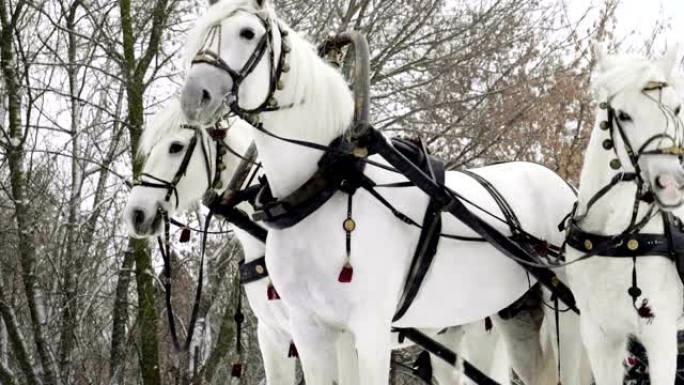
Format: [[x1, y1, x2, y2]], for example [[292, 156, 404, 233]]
[[591, 45, 684, 210], [124, 99, 251, 238]]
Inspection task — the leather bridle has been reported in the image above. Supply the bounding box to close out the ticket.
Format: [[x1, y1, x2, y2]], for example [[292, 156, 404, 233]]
[[133, 122, 232, 351], [133, 124, 218, 209], [190, 10, 291, 118], [573, 81, 684, 228]]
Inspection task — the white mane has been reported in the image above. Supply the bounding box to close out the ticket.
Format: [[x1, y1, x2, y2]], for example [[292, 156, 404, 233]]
[[592, 53, 683, 100], [138, 98, 190, 156]]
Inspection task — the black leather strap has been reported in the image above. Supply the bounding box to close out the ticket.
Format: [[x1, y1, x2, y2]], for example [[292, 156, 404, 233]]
[[566, 216, 684, 258], [252, 137, 366, 228], [392, 139, 445, 322], [239, 257, 269, 284]]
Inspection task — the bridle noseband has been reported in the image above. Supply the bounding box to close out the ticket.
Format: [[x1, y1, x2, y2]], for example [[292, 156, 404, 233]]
[[190, 10, 291, 119]]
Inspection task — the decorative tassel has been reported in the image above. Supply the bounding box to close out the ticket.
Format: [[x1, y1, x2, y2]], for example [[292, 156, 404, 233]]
[[231, 362, 242, 378], [338, 193, 356, 284], [626, 356, 638, 367], [338, 262, 353, 283], [484, 317, 493, 332], [179, 227, 191, 243], [288, 341, 298, 358], [637, 299, 654, 321], [267, 282, 280, 301]]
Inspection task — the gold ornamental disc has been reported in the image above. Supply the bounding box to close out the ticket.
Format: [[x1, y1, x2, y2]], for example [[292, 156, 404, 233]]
[[584, 239, 593, 251], [255, 265, 265, 274], [627, 239, 639, 251], [343, 218, 356, 232]]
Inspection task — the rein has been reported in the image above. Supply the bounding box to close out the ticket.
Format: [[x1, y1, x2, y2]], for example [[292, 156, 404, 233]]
[[134, 122, 232, 352]]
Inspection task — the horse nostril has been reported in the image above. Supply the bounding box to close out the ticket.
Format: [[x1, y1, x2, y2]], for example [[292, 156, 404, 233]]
[[133, 209, 146, 226], [201, 89, 211, 105]]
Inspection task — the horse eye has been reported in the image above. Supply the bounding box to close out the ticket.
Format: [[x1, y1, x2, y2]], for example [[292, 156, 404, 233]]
[[617, 110, 632, 122], [169, 142, 184, 154], [675, 105, 682, 115], [240, 28, 255, 40]]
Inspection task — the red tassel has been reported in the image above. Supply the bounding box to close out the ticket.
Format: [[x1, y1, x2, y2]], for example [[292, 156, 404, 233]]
[[627, 356, 637, 367], [179, 227, 191, 243], [338, 262, 353, 283], [484, 317, 493, 332], [288, 341, 298, 358], [267, 284, 280, 300], [231, 362, 242, 378], [637, 299, 654, 321]]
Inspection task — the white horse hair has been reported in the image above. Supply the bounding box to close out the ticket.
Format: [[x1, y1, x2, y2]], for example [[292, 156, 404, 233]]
[[566, 46, 684, 385], [124, 100, 512, 385], [179, 1, 592, 384]]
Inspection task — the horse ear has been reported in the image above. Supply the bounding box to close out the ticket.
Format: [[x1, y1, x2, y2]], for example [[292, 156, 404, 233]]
[[592, 42, 610, 73], [255, 0, 268, 8], [659, 45, 680, 76]]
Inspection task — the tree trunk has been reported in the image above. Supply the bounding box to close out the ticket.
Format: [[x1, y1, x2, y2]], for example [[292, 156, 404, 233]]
[[0, 1, 61, 384]]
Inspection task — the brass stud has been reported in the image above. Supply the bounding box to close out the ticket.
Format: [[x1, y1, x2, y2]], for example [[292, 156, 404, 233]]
[[602, 139, 613, 150], [218, 148, 227, 156], [213, 181, 223, 190], [255, 265, 265, 274], [282, 63, 290, 73], [584, 239, 593, 251], [268, 97, 278, 107], [610, 159, 621, 170], [551, 276, 560, 287], [352, 146, 368, 158], [277, 80, 285, 90], [600, 121, 609, 130], [219, 163, 226, 171], [343, 218, 356, 232], [599, 102, 609, 110], [283, 44, 291, 54], [627, 239, 639, 251]]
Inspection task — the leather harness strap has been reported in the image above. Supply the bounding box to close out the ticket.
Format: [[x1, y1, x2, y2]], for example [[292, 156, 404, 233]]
[[392, 139, 445, 322], [239, 256, 269, 284]]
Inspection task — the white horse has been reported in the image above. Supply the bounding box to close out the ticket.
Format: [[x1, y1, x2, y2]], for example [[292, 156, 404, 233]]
[[178, 1, 589, 385], [123, 100, 512, 385], [565, 47, 684, 385], [177, 1, 591, 384]]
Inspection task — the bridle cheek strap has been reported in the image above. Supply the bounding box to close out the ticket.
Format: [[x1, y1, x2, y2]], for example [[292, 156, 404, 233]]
[[189, 14, 289, 117]]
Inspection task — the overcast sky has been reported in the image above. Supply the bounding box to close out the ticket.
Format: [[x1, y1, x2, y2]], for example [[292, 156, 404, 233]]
[[570, 0, 684, 53]]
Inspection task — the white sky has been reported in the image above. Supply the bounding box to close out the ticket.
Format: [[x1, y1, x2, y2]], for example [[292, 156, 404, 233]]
[[571, 0, 684, 53]]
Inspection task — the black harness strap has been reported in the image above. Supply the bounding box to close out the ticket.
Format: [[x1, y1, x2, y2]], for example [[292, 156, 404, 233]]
[[393, 327, 500, 385], [392, 139, 445, 322], [239, 256, 269, 285], [252, 137, 365, 228], [460, 170, 521, 235], [566, 216, 684, 258]]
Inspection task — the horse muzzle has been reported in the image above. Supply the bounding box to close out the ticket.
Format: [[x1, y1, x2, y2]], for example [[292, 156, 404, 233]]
[[124, 204, 164, 238], [653, 173, 684, 210]]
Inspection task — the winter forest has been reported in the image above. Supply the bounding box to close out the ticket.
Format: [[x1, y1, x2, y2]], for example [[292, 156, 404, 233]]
[[0, 0, 675, 384]]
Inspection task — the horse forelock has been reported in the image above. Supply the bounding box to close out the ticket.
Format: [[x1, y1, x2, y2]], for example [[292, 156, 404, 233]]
[[183, 0, 276, 69], [592, 55, 682, 100], [138, 99, 197, 157]]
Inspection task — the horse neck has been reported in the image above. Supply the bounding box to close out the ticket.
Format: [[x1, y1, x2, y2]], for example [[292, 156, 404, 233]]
[[252, 31, 354, 198], [576, 110, 660, 234]]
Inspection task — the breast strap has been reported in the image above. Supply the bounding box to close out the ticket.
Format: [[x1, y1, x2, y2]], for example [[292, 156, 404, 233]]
[[566, 214, 684, 258]]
